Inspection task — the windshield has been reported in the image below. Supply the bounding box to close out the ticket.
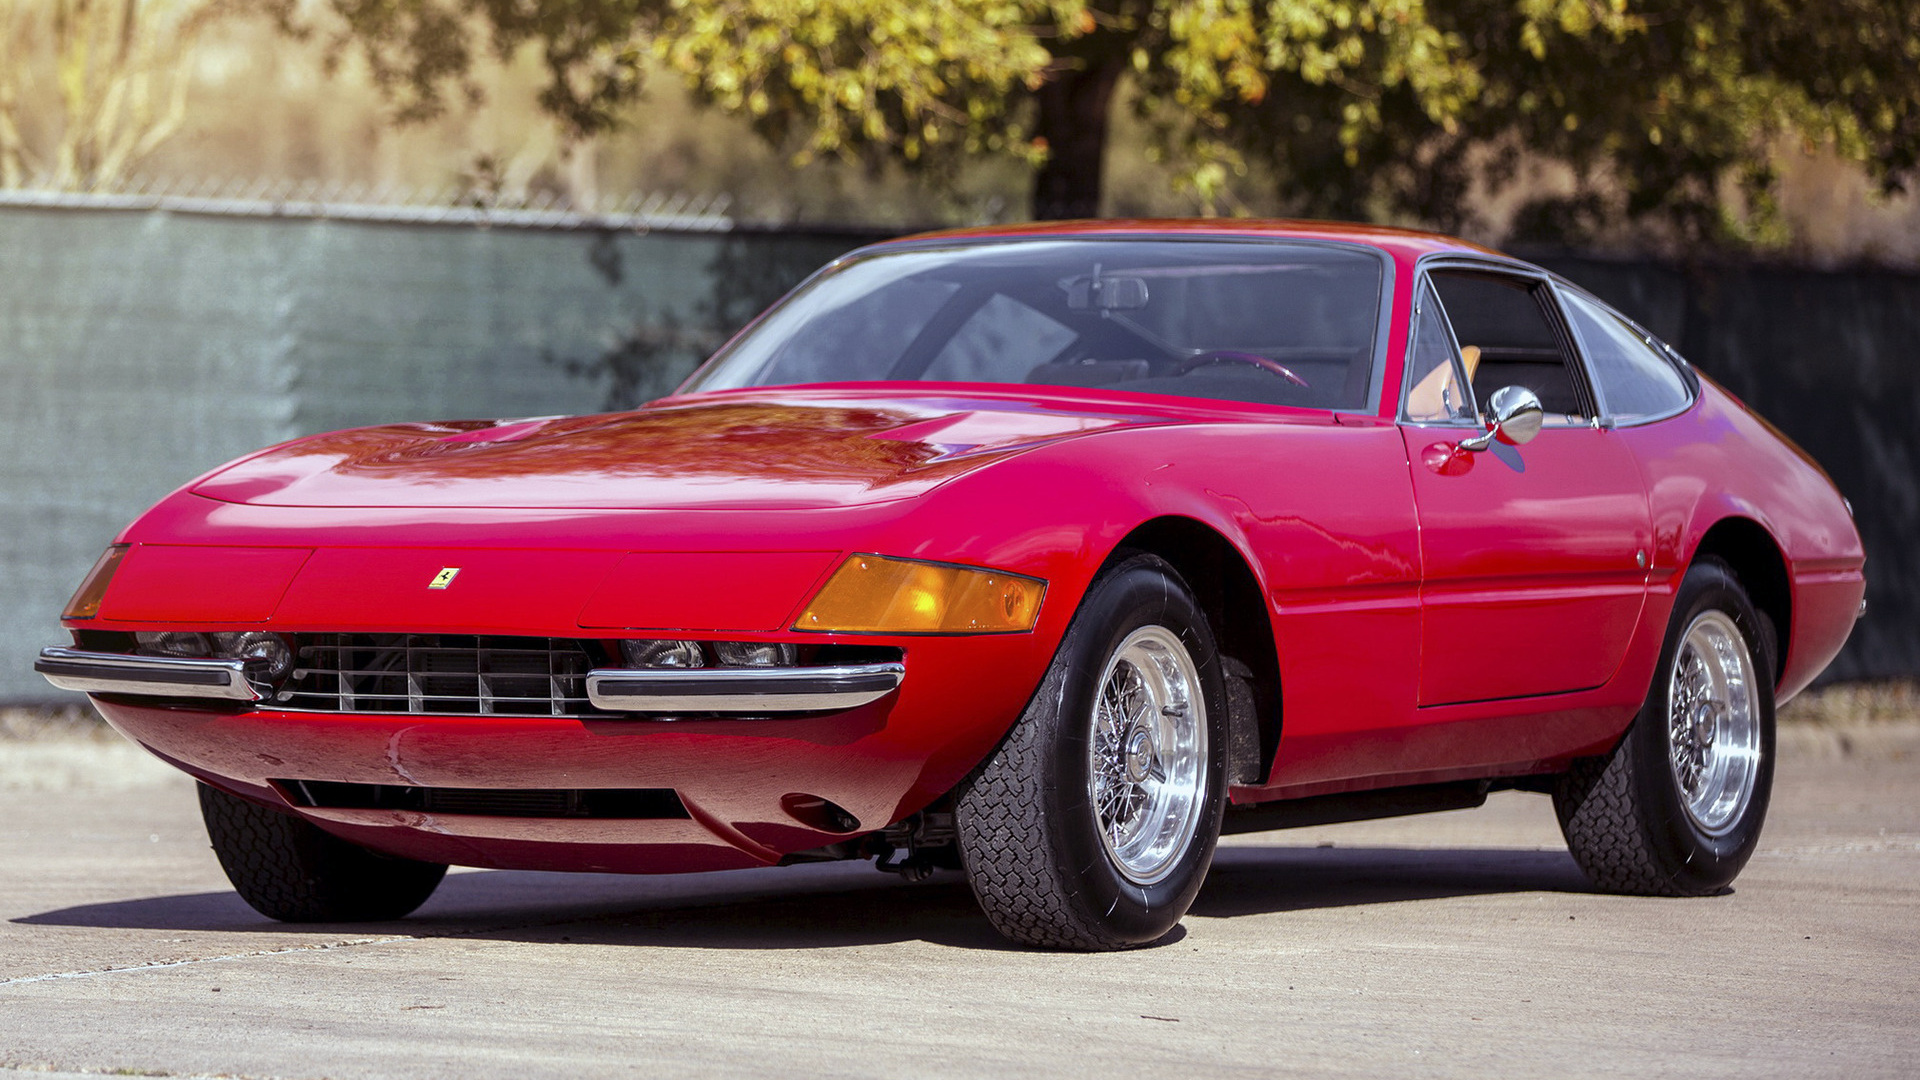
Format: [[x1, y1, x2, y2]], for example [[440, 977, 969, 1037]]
[[681, 239, 1386, 410]]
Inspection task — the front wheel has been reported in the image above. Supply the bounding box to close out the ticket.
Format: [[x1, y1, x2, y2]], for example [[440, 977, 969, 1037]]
[[956, 554, 1228, 950], [199, 783, 448, 921], [1554, 557, 1777, 895]]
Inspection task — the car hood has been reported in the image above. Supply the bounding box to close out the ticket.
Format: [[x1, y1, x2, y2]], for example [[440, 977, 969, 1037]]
[[189, 393, 1178, 510]]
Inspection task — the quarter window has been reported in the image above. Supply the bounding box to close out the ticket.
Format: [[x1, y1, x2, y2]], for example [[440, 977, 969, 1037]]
[[1561, 291, 1692, 422], [1403, 284, 1476, 424]]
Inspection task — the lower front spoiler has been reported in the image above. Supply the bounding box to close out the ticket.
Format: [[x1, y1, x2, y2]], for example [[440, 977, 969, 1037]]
[[88, 693, 917, 875], [35, 647, 260, 702], [294, 808, 775, 875]]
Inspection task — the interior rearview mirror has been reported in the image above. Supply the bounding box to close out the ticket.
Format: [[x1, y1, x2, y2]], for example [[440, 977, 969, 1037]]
[[1063, 275, 1150, 311]]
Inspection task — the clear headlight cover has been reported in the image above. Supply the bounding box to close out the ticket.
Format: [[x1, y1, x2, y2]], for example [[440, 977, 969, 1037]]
[[211, 632, 294, 682], [621, 639, 706, 668], [136, 631, 294, 683], [711, 641, 799, 667], [135, 631, 213, 658]]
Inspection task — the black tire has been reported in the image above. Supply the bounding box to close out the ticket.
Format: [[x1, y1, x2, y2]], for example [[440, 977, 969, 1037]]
[[1554, 557, 1778, 896], [198, 783, 448, 921], [955, 554, 1229, 950]]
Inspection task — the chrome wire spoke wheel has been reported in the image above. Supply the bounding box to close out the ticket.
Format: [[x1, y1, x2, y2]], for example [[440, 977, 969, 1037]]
[[1556, 558, 1776, 897], [957, 553, 1225, 948], [1665, 610, 1761, 837], [1087, 626, 1207, 886]]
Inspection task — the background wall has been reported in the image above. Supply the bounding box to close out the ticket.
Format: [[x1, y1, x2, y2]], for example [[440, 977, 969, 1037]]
[[0, 202, 856, 701], [2, 204, 1913, 701]]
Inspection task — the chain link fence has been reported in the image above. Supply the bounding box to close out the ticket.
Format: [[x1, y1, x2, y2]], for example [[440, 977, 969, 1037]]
[[0, 191, 862, 701], [0, 177, 735, 232]]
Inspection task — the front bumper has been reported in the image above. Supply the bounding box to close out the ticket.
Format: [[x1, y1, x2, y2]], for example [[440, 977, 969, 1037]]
[[35, 647, 259, 702], [583, 663, 903, 713], [50, 632, 1049, 874], [37, 646, 903, 716]]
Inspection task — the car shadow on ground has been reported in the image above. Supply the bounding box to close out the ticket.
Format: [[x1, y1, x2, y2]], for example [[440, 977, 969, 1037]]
[[14, 843, 1597, 952], [1193, 843, 1591, 919]]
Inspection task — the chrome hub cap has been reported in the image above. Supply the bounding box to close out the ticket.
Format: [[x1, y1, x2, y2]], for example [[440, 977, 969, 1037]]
[[1667, 611, 1761, 836], [1089, 626, 1207, 885]]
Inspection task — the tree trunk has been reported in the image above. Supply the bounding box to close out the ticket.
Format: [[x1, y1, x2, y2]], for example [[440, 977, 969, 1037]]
[[1030, 51, 1128, 220]]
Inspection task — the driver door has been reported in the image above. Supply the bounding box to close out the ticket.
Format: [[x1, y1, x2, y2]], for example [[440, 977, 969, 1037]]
[[1402, 266, 1652, 706]]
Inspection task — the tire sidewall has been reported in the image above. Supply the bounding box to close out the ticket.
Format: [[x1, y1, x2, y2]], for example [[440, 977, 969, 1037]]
[[1041, 555, 1229, 943], [1630, 560, 1777, 891]]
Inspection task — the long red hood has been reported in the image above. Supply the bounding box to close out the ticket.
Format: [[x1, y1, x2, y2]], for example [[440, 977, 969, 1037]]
[[189, 392, 1176, 511]]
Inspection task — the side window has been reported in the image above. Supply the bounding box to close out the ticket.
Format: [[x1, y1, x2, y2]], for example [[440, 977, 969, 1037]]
[[1430, 270, 1591, 421], [1403, 282, 1477, 423], [1560, 290, 1693, 423]]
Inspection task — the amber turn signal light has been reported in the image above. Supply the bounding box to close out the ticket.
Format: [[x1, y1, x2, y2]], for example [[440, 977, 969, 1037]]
[[63, 544, 130, 620], [796, 555, 1045, 634]]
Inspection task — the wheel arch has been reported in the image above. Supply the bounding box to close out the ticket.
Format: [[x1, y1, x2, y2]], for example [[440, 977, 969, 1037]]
[[1103, 516, 1281, 786], [1690, 516, 1791, 685]]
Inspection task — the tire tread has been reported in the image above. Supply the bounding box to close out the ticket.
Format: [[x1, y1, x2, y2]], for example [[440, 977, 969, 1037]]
[[199, 783, 446, 922], [1553, 556, 1775, 897], [1554, 738, 1689, 896], [955, 553, 1224, 950], [957, 660, 1121, 950]]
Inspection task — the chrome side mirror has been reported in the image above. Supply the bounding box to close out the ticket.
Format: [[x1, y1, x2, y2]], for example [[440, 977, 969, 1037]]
[[1460, 385, 1544, 451]]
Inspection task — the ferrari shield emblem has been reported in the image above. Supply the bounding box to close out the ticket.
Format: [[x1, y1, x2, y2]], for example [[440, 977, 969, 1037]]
[[429, 567, 461, 590]]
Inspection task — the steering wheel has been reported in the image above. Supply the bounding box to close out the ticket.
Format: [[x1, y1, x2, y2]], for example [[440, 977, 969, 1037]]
[[1176, 350, 1310, 388]]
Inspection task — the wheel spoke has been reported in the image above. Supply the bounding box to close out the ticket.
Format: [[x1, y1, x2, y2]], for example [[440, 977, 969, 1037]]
[[1666, 611, 1761, 835], [1084, 626, 1208, 886]]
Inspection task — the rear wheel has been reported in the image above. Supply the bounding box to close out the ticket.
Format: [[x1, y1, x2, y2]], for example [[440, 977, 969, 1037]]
[[198, 783, 448, 921], [956, 554, 1228, 950], [1554, 558, 1776, 895]]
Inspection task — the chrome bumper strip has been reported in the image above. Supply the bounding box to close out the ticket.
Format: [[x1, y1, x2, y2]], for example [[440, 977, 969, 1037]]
[[585, 662, 904, 714], [36, 647, 261, 702]]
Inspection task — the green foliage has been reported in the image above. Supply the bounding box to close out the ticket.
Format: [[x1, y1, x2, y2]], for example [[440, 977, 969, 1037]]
[[657, 0, 1063, 170], [296, 0, 1920, 241], [1218, 0, 1920, 244]]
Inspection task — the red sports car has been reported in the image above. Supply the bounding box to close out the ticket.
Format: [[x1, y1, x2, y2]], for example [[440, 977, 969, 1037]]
[[40, 220, 1864, 950]]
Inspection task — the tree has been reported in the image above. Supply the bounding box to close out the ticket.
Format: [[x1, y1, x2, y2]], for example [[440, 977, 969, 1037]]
[[291, 0, 1920, 237], [1201, 0, 1920, 245], [0, 0, 232, 189]]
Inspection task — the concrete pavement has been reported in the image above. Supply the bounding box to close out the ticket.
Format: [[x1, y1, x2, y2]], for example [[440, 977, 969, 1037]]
[[1, 721, 1915, 1079]]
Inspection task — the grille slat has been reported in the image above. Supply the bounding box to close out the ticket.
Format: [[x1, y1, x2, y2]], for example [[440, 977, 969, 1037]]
[[273, 634, 596, 717]]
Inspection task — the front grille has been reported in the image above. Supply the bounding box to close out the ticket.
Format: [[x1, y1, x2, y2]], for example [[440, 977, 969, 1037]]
[[277, 779, 689, 819], [271, 634, 598, 717]]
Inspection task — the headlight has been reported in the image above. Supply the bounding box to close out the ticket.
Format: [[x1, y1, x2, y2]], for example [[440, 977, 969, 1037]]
[[622, 639, 705, 668], [711, 641, 798, 667], [795, 555, 1045, 634], [212, 631, 295, 682], [135, 631, 211, 658], [62, 544, 129, 620], [619, 640, 802, 667], [136, 630, 294, 684]]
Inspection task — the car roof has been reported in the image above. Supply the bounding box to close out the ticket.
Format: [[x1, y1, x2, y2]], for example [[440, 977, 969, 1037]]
[[876, 218, 1510, 264]]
